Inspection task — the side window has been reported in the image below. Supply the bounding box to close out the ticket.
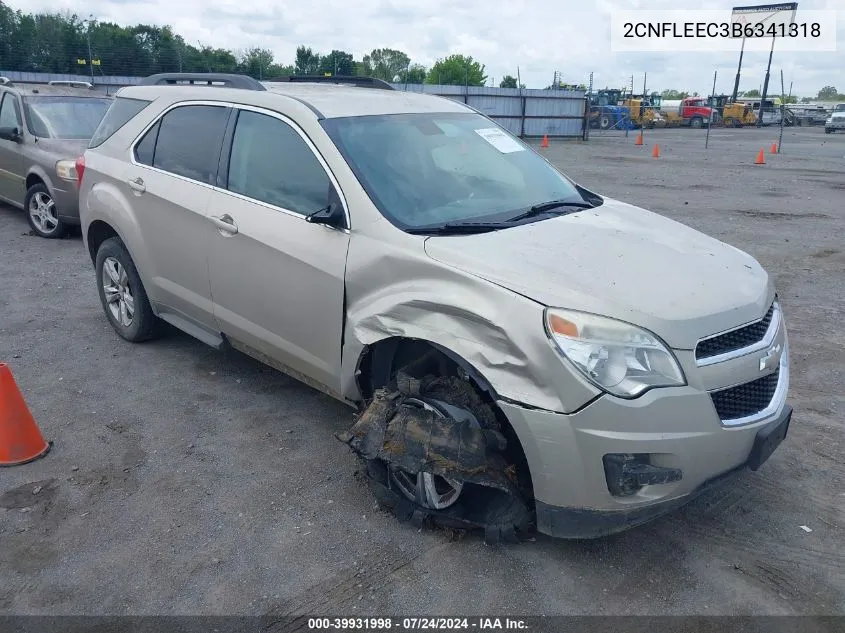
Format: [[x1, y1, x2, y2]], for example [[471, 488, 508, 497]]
[[227, 110, 331, 215], [0, 93, 21, 128], [149, 105, 229, 184], [134, 120, 159, 166]]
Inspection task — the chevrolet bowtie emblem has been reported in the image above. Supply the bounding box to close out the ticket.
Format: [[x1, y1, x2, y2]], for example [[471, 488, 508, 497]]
[[760, 343, 782, 372]]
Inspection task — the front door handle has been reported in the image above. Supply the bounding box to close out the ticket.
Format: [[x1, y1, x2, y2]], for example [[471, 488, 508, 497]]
[[210, 214, 238, 234], [127, 177, 145, 193]]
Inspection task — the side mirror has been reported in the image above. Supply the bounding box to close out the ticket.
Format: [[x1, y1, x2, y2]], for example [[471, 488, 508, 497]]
[[306, 203, 346, 229], [0, 126, 21, 143]]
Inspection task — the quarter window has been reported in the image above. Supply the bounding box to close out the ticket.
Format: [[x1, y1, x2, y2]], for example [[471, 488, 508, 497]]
[[227, 110, 331, 215], [134, 120, 159, 166], [0, 93, 20, 129], [136, 104, 229, 184]]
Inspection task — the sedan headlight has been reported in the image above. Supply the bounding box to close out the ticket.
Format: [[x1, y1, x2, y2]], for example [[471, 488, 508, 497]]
[[545, 308, 686, 398], [55, 159, 78, 181]]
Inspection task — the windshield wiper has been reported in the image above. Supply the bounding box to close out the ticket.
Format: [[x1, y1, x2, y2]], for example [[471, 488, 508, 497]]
[[506, 199, 594, 223], [405, 221, 507, 235]]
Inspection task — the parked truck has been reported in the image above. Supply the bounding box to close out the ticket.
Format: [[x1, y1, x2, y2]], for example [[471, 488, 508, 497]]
[[658, 97, 720, 128]]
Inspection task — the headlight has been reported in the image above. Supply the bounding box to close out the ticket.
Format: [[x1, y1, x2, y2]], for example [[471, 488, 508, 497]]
[[545, 308, 686, 398], [55, 159, 78, 181]]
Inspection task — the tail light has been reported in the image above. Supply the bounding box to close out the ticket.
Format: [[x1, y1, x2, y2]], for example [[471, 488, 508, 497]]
[[75, 155, 86, 189]]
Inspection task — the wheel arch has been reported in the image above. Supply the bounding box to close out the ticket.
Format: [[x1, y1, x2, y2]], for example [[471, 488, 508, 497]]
[[86, 219, 122, 264], [355, 335, 499, 402], [25, 165, 56, 196]]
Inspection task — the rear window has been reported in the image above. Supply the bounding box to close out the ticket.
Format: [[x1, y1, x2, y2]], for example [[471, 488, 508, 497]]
[[23, 96, 111, 139], [89, 97, 151, 148]]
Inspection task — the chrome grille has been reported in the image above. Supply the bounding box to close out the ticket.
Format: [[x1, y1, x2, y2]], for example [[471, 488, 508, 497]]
[[696, 302, 775, 361], [710, 368, 780, 421]]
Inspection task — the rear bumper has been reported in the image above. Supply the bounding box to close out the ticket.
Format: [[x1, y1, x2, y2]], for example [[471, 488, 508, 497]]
[[533, 405, 791, 539]]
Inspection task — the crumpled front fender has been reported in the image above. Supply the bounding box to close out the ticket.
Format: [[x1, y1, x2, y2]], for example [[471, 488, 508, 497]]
[[339, 233, 600, 413]]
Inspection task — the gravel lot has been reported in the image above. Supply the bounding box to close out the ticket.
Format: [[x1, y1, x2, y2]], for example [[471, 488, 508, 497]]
[[1, 125, 843, 617]]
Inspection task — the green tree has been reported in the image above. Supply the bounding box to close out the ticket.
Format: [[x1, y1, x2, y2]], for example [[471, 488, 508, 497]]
[[399, 63, 427, 84], [660, 89, 689, 99], [361, 48, 409, 82], [499, 75, 517, 88], [817, 86, 839, 100], [238, 47, 274, 79], [265, 63, 295, 79], [742, 89, 761, 98], [426, 54, 486, 86], [295, 45, 321, 75], [319, 50, 355, 76]]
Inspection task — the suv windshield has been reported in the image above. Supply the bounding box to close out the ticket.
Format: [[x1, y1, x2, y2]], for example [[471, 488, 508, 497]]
[[322, 112, 590, 230], [23, 96, 111, 139]]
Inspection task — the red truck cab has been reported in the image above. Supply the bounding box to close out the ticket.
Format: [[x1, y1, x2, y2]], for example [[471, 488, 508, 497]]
[[680, 97, 719, 128]]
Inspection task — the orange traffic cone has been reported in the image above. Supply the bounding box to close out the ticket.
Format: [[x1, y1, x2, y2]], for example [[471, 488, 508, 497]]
[[540, 134, 549, 149], [635, 133, 643, 146], [0, 363, 50, 466], [770, 142, 778, 154], [755, 148, 766, 165], [652, 144, 660, 158]]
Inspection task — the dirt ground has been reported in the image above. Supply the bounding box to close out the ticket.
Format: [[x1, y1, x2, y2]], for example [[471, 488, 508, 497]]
[[1, 125, 843, 616]]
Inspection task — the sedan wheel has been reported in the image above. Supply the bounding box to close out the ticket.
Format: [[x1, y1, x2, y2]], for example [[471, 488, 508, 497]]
[[27, 191, 61, 237]]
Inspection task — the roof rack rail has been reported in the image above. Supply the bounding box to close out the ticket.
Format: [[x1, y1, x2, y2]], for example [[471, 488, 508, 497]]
[[138, 73, 266, 91], [48, 80, 93, 89], [269, 75, 395, 91]]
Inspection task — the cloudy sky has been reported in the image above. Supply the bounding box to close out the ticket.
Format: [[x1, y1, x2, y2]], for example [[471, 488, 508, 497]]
[[8, 0, 844, 96]]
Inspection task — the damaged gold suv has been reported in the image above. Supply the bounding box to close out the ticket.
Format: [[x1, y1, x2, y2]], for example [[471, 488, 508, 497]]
[[79, 73, 791, 542]]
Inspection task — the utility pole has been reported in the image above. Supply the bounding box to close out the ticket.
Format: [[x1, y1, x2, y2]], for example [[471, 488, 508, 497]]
[[706, 70, 717, 149], [84, 15, 95, 81], [731, 36, 746, 103], [758, 34, 776, 126]]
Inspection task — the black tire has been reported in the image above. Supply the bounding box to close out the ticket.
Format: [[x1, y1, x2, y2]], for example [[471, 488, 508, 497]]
[[94, 237, 163, 342], [825, 128, 832, 134], [690, 117, 704, 129], [24, 183, 67, 239], [599, 115, 611, 130], [360, 380, 532, 544]]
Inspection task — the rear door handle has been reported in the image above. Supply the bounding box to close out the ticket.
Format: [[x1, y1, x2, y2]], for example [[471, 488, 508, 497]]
[[210, 214, 238, 234], [127, 177, 145, 193]]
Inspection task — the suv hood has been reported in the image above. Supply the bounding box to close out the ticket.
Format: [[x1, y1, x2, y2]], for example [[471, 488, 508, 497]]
[[423, 198, 772, 350]]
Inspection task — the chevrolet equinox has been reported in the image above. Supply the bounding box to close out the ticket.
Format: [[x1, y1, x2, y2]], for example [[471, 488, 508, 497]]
[[78, 73, 792, 542]]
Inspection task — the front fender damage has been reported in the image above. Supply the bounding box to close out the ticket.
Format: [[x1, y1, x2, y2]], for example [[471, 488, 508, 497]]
[[337, 376, 533, 543]]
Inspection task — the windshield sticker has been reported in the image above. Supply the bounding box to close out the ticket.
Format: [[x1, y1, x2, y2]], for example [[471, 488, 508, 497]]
[[474, 127, 525, 153]]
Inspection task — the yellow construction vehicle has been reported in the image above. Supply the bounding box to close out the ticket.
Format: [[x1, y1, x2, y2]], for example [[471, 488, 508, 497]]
[[621, 93, 666, 128], [708, 95, 757, 127]]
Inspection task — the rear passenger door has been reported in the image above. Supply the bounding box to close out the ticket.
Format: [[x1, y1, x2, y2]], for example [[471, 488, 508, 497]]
[[0, 91, 24, 204], [206, 107, 350, 394], [128, 102, 231, 335]]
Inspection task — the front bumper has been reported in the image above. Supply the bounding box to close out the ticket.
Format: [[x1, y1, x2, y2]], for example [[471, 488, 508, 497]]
[[531, 405, 791, 538], [499, 356, 791, 538], [49, 181, 81, 223]]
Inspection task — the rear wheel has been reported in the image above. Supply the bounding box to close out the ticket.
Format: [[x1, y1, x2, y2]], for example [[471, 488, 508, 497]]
[[95, 237, 163, 342], [599, 115, 611, 130]]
